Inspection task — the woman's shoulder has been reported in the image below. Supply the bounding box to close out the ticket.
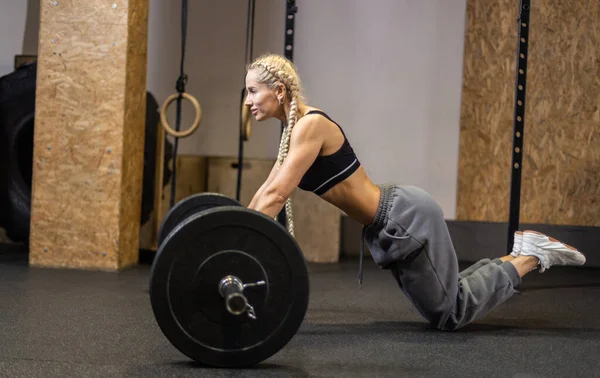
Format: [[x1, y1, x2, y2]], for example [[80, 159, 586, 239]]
[[296, 108, 332, 131], [302, 107, 325, 117], [301, 107, 336, 125]]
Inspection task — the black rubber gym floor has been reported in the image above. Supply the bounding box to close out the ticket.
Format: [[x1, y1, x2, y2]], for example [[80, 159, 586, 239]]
[[1, 243, 599, 377]]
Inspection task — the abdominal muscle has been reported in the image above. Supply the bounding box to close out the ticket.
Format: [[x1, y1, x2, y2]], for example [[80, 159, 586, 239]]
[[319, 166, 381, 226]]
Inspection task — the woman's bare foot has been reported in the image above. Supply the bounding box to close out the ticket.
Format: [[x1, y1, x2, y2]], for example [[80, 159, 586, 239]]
[[509, 255, 540, 277], [500, 255, 515, 262]]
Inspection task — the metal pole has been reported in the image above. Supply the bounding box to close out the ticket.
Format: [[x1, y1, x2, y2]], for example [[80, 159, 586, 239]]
[[277, 0, 298, 228], [507, 0, 531, 251]]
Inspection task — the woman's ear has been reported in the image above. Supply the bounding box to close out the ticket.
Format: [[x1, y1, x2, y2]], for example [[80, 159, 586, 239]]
[[276, 82, 287, 103]]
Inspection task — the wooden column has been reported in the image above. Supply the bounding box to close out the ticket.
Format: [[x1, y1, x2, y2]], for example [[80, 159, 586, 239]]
[[29, 0, 149, 270]]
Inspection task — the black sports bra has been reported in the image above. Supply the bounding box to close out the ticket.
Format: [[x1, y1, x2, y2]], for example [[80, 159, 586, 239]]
[[297, 110, 361, 195]]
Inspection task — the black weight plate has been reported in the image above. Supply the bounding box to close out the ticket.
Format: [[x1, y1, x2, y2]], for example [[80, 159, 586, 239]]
[[157, 192, 242, 247], [150, 206, 309, 368]]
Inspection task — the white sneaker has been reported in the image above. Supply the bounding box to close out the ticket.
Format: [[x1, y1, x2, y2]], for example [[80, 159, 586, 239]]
[[510, 231, 523, 257], [520, 230, 586, 272]]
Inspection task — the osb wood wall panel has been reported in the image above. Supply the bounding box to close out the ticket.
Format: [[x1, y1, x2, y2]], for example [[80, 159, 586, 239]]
[[457, 0, 600, 226], [206, 156, 341, 263], [520, 2, 600, 225], [29, 0, 149, 270], [457, 0, 515, 223], [119, 0, 149, 268]]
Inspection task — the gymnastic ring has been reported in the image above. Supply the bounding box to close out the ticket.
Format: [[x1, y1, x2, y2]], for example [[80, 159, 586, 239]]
[[160, 92, 202, 138], [240, 88, 252, 141]]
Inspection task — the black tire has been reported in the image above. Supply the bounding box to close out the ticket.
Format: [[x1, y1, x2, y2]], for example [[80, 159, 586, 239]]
[[0, 61, 173, 244], [0, 62, 36, 243], [1, 112, 34, 243]]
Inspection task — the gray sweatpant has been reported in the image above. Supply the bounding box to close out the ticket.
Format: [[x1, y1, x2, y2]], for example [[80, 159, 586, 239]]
[[364, 185, 521, 331]]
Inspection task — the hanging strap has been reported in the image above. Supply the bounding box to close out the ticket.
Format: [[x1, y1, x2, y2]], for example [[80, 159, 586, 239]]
[[244, 0, 256, 64], [169, 0, 189, 208], [235, 0, 256, 202]]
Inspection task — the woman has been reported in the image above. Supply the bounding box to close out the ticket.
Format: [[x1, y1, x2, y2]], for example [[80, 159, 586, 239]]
[[244, 53, 586, 331]]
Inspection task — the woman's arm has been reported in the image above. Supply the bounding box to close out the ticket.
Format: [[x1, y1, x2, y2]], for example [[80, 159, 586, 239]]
[[249, 117, 322, 218], [248, 162, 279, 209]]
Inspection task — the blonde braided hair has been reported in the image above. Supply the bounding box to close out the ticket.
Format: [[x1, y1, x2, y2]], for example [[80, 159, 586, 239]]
[[247, 54, 305, 237]]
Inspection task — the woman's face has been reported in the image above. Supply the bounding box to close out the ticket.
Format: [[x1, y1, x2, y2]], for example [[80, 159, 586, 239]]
[[244, 69, 282, 121]]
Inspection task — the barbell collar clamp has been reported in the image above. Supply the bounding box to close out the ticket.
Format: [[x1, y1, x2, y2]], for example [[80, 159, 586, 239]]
[[219, 275, 265, 319]]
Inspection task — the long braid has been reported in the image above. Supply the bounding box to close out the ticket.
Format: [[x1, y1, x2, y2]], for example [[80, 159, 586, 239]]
[[250, 59, 301, 237], [280, 96, 298, 237]]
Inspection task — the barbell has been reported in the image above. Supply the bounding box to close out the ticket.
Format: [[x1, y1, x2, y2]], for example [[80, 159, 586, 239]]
[[149, 193, 310, 368]]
